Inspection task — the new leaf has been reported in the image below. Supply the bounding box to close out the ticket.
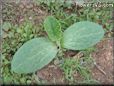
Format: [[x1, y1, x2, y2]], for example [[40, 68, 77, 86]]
[[44, 16, 62, 43]]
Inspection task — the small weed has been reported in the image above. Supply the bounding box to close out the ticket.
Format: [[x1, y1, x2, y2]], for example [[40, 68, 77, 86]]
[[60, 56, 96, 84]]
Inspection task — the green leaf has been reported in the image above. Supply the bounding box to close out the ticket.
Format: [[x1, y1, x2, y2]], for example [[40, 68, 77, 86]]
[[63, 21, 104, 50], [44, 16, 62, 43], [11, 37, 58, 73]]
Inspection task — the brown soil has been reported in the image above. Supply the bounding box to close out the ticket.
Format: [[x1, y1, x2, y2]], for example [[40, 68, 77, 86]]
[[2, 0, 48, 25], [37, 64, 65, 85], [92, 38, 114, 84]]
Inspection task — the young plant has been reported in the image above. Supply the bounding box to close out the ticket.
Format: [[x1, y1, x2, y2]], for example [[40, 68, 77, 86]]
[[11, 16, 104, 74]]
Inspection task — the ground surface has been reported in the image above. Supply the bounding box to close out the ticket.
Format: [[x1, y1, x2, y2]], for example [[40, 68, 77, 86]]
[[36, 38, 114, 84], [1, 0, 114, 85], [92, 38, 113, 84]]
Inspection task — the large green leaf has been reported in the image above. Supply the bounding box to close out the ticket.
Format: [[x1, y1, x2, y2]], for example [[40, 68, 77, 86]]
[[63, 21, 104, 50], [11, 37, 58, 73], [44, 16, 62, 43]]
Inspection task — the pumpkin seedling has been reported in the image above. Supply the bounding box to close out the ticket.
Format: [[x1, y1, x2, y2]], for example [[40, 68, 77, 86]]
[[11, 16, 104, 74]]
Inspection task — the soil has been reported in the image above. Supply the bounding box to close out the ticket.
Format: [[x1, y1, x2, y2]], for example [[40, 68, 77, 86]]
[[92, 38, 114, 84], [2, 0, 48, 25], [37, 64, 65, 85]]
